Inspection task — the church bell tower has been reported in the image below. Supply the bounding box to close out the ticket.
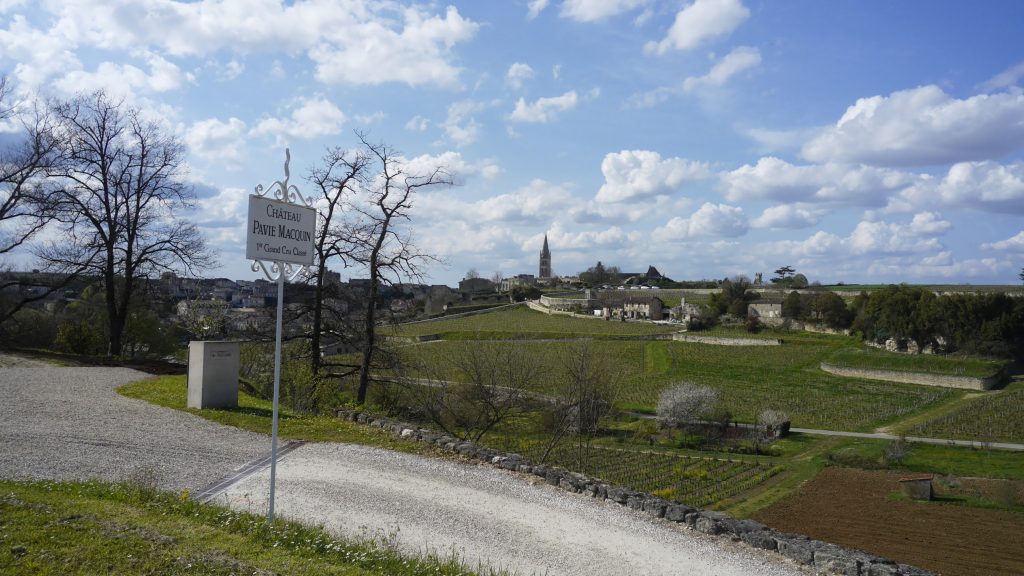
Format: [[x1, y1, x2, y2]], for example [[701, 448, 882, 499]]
[[539, 234, 552, 279]]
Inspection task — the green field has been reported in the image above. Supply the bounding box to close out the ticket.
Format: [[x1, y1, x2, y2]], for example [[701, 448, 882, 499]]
[[494, 439, 782, 509], [909, 384, 1024, 443], [395, 336, 954, 431], [393, 307, 680, 338], [826, 347, 1005, 378]]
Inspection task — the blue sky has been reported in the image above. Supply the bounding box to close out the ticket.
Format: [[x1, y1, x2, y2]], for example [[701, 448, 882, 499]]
[[2, 0, 1024, 286]]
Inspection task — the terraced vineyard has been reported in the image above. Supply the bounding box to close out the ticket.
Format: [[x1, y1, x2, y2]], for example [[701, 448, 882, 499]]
[[909, 386, 1024, 443], [392, 306, 679, 338], [495, 440, 782, 509], [395, 337, 955, 431], [827, 347, 1005, 378]]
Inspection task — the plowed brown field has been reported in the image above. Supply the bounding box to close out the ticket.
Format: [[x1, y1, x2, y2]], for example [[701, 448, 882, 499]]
[[753, 467, 1024, 576]]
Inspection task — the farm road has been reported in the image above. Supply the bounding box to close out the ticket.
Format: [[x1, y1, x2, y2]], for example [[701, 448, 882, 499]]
[[788, 427, 1024, 451], [1, 357, 809, 576]]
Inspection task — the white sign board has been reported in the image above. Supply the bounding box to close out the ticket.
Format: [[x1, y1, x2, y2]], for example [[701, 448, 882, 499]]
[[246, 195, 316, 265]]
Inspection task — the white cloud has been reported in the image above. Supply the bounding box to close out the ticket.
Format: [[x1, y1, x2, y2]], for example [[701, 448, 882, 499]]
[[847, 216, 948, 255], [982, 230, 1024, 252], [980, 60, 1024, 92], [49, 51, 193, 104], [3, 1, 479, 91], [250, 96, 345, 144], [552, 64, 562, 80], [506, 62, 535, 90], [355, 111, 385, 124], [442, 99, 499, 147], [646, 0, 750, 55], [309, 6, 478, 88], [750, 204, 823, 229], [741, 126, 821, 154], [401, 151, 501, 185], [894, 161, 1024, 214], [405, 115, 430, 131], [193, 186, 247, 230], [509, 90, 578, 123], [802, 85, 1024, 166], [530, 223, 633, 251], [652, 202, 748, 242], [596, 150, 710, 203], [627, 46, 760, 108], [720, 157, 917, 206], [527, 0, 550, 20], [682, 46, 760, 91], [417, 179, 579, 226], [559, 0, 649, 22], [186, 117, 247, 169]]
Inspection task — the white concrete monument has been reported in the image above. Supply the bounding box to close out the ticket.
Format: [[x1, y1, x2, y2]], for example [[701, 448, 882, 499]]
[[187, 341, 240, 409]]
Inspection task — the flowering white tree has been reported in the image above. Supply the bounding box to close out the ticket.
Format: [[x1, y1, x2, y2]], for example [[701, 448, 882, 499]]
[[656, 382, 718, 429]]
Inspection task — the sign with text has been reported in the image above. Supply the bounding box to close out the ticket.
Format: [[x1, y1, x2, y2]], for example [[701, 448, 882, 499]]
[[246, 195, 316, 266]]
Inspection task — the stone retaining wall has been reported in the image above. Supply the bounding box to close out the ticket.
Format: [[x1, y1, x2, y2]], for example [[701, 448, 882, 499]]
[[820, 363, 1001, 391], [673, 334, 782, 346], [334, 408, 933, 576]]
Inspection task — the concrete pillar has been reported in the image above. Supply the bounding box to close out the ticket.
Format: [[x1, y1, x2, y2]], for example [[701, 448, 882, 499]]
[[187, 341, 240, 409]]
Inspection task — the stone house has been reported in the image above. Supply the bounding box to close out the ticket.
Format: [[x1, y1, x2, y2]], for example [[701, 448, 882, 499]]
[[619, 296, 665, 320], [748, 300, 783, 319], [458, 277, 495, 294]]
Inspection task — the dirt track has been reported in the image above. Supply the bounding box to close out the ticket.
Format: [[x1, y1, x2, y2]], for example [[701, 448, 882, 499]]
[[754, 467, 1024, 576]]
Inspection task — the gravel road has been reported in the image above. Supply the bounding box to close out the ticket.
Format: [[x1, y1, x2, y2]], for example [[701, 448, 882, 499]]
[[215, 443, 809, 576], [0, 358, 267, 491], [2, 357, 809, 576]]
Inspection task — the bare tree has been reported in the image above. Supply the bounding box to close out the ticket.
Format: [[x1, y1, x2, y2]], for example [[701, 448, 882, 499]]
[[401, 341, 542, 442], [464, 268, 479, 279], [37, 91, 213, 356], [491, 270, 504, 288], [536, 340, 620, 465], [0, 77, 67, 328], [305, 145, 371, 375], [349, 133, 451, 404]]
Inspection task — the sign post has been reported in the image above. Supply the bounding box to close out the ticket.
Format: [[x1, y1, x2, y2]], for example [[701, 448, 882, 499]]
[[246, 149, 316, 523]]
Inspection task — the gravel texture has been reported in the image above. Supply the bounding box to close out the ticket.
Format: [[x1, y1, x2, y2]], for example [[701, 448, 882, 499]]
[[216, 443, 811, 576], [2, 357, 809, 575], [0, 361, 267, 491]]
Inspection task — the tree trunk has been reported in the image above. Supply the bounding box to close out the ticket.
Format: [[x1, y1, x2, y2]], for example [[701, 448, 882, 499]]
[[356, 262, 379, 404], [310, 267, 324, 375]]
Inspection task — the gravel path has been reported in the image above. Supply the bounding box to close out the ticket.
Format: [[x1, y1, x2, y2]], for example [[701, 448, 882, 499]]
[[1, 357, 809, 575], [215, 443, 810, 576], [0, 361, 267, 491]]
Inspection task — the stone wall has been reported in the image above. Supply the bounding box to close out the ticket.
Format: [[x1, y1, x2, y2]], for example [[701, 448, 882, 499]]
[[819, 363, 1001, 391], [673, 334, 782, 346], [334, 408, 934, 576]]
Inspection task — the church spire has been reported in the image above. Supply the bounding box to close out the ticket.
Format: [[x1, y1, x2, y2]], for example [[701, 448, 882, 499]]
[[539, 233, 552, 278]]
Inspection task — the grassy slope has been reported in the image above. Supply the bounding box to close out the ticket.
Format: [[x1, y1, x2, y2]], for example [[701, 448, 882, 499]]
[[392, 307, 679, 338], [395, 336, 955, 432], [0, 479, 493, 576], [119, 376, 431, 452]]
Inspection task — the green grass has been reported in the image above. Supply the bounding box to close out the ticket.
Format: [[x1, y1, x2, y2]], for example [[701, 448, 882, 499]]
[[392, 307, 679, 338], [907, 381, 1024, 444], [0, 479, 497, 576], [118, 376, 431, 452], [821, 437, 1024, 480], [826, 346, 1005, 378], [395, 338, 955, 432]]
